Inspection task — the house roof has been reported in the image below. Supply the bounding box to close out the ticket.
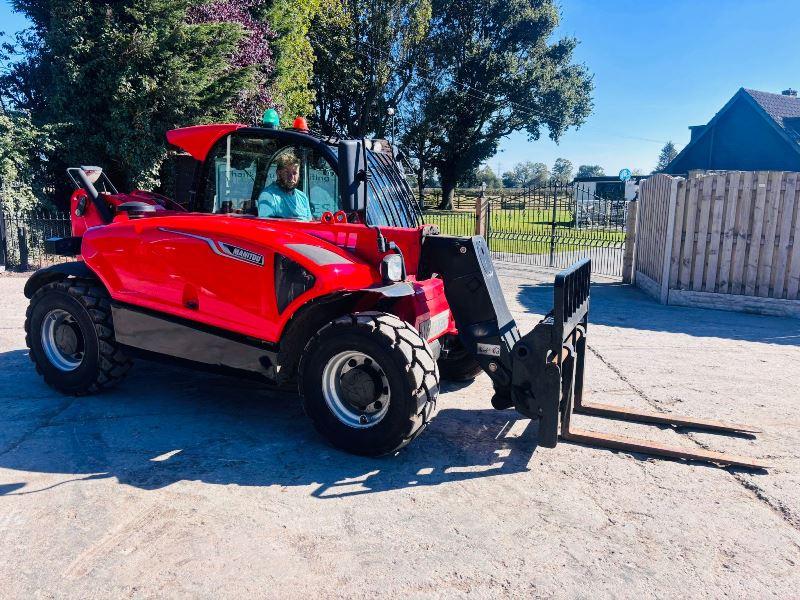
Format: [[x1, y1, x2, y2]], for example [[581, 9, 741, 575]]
[[666, 88, 800, 172], [744, 89, 800, 142]]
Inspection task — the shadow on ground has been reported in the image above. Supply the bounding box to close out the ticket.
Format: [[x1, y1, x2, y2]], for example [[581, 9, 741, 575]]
[[0, 350, 539, 497], [516, 280, 800, 346]]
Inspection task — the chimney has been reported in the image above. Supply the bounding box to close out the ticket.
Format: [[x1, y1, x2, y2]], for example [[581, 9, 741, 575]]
[[782, 88, 797, 97], [689, 125, 706, 142]]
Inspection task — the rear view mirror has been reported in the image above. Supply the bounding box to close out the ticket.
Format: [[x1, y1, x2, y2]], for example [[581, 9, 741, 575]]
[[338, 140, 367, 212]]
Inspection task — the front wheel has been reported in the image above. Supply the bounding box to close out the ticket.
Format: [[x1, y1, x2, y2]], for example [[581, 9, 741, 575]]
[[25, 279, 132, 395], [299, 312, 439, 456]]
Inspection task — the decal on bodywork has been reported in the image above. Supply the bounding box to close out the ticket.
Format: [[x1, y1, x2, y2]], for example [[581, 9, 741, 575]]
[[284, 243, 352, 265], [159, 227, 264, 267], [218, 242, 264, 266], [477, 343, 501, 357]]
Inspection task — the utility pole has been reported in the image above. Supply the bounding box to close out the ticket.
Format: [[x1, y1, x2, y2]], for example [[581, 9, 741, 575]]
[[387, 107, 396, 145]]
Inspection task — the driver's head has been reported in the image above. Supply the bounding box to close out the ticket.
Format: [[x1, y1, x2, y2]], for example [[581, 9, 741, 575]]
[[276, 152, 301, 191]]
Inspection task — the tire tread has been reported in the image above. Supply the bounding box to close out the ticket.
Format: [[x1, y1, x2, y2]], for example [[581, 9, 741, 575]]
[[25, 279, 132, 395], [299, 311, 439, 455]]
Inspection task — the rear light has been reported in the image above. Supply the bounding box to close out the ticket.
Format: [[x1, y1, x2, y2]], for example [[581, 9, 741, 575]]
[[274, 254, 315, 313], [381, 254, 404, 283]]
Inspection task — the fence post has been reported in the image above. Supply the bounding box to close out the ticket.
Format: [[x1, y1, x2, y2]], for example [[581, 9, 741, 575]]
[[622, 199, 638, 283], [658, 177, 680, 305], [17, 225, 29, 271], [548, 185, 558, 267], [475, 186, 488, 238], [0, 203, 6, 272]]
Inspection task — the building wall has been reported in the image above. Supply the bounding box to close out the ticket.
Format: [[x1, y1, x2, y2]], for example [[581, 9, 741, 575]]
[[667, 96, 800, 174]]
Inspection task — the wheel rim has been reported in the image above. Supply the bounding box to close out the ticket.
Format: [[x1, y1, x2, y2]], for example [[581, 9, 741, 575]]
[[321, 351, 391, 429], [41, 308, 85, 372]]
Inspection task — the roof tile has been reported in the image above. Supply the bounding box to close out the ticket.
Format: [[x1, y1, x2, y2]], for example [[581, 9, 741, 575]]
[[744, 88, 800, 142]]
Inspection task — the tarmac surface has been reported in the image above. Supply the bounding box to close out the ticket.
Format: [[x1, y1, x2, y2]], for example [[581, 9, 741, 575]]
[[0, 265, 798, 598]]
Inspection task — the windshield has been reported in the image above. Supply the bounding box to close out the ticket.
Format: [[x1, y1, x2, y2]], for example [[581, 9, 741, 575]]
[[202, 133, 421, 227], [365, 150, 421, 228], [328, 146, 421, 228], [199, 133, 341, 220]]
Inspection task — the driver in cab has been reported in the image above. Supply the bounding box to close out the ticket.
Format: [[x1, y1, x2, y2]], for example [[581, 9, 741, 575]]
[[257, 151, 312, 220]]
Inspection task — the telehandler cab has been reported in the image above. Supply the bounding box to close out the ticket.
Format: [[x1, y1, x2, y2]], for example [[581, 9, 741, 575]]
[[24, 116, 764, 467]]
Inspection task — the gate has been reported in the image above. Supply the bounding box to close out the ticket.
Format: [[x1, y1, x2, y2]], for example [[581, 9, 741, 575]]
[[420, 183, 628, 277], [2, 186, 627, 276], [0, 208, 72, 271], [485, 181, 627, 277]]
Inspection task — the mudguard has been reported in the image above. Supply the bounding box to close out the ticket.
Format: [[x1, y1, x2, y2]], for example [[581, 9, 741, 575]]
[[24, 261, 98, 299]]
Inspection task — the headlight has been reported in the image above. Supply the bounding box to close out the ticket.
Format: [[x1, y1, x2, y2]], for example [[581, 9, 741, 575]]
[[381, 254, 404, 282]]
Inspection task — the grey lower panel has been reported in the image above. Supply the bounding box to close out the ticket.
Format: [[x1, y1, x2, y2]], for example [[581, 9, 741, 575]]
[[111, 305, 277, 379]]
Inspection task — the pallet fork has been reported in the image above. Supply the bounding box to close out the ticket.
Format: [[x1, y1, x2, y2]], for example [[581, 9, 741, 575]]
[[420, 237, 766, 470]]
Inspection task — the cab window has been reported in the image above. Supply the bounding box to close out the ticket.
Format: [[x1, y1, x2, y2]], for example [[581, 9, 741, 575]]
[[199, 134, 340, 220]]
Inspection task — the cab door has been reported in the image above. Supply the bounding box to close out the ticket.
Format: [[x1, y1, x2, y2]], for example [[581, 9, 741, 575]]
[[121, 131, 340, 341], [141, 132, 282, 339]]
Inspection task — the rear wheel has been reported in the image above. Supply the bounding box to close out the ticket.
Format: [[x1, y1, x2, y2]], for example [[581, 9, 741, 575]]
[[437, 334, 483, 382], [299, 312, 439, 456], [25, 279, 132, 395]]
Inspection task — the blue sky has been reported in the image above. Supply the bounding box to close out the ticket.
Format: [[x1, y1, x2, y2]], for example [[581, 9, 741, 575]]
[[2, 1, 799, 176], [496, 0, 800, 176]]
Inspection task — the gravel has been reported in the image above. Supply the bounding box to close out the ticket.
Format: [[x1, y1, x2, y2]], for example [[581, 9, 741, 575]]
[[1, 266, 798, 598]]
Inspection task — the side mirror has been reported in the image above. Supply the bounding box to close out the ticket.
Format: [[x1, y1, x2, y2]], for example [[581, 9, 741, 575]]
[[338, 140, 367, 212]]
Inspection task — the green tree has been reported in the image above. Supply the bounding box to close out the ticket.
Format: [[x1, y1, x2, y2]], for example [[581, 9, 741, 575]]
[[654, 140, 677, 173], [309, 0, 432, 138], [0, 108, 54, 212], [576, 164, 604, 178], [551, 157, 573, 182], [420, 0, 592, 208], [502, 161, 548, 187], [462, 164, 501, 188], [263, 0, 321, 124], [401, 100, 441, 201], [2, 1, 272, 204]]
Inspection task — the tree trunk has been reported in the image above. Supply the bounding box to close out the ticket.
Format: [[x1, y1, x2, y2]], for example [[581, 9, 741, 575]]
[[415, 166, 426, 206], [439, 178, 456, 210]]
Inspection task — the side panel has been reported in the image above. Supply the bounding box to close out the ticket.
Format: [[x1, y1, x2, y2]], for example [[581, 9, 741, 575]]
[[81, 215, 378, 343], [112, 303, 277, 379]]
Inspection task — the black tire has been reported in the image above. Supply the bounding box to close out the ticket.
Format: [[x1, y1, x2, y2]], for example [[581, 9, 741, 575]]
[[25, 279, 132, 395], [299, 312, 439, 456], [437, 334, 483, 382]]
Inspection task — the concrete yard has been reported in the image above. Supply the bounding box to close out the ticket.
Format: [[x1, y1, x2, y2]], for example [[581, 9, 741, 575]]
[[0, 266, 798, 598]]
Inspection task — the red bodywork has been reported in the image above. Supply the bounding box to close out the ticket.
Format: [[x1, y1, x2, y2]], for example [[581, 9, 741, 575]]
[[165, 124, 243, 161], [68, 122, 456, 346]]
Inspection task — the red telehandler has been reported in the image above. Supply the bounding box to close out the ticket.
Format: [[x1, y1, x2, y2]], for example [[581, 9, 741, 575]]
[[24, 116, 764, 468]]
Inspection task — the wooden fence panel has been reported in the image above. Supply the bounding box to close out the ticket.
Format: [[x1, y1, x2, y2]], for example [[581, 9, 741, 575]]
[[636, 170, 800, 311], [691, 175, 714, 290], [634, 174, 673, 285], [678, 177, 699, 288], [730, 171, 754, 295], [717, 172, 741, 294], [669, 178, 687, 287], [774, 172, 798, 299], [787, 200, 800, 300], [704, 174, 727, 292], [758, 171, 784, 297], [744, 172, 769, 296]]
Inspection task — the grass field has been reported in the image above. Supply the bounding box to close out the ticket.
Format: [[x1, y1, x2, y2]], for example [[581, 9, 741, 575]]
[[421, 208, 626, 256]]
